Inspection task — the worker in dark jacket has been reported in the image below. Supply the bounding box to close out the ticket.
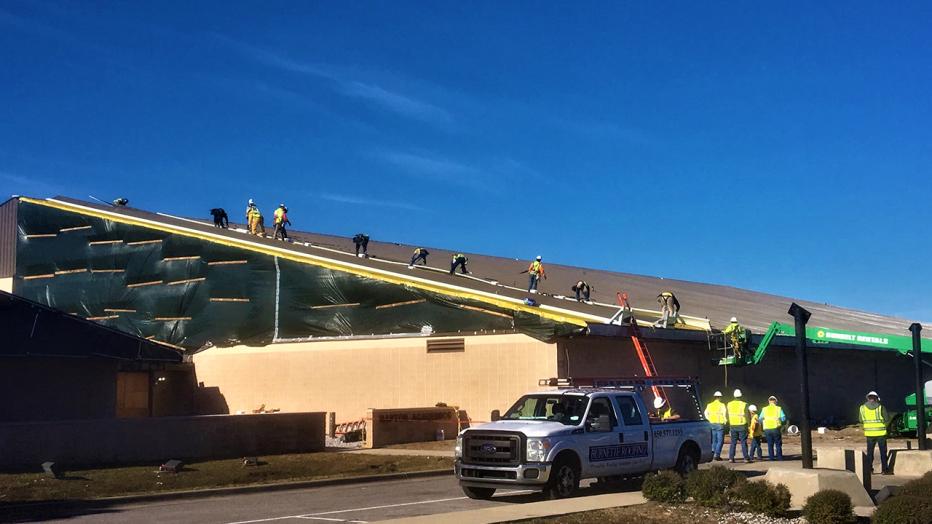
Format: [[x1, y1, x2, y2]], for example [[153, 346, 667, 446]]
[[273, 204, 291, 241], [572, 281, 591, 302], [353, 234, 369, 258], [450, 253, 469, 275], [210, 208, 229, 228], [409, 248, 429, 267]]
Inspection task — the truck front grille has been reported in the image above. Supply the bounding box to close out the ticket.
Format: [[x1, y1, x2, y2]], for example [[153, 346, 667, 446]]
[[463, 434, 521, 466], [460, 467, 517, 480]]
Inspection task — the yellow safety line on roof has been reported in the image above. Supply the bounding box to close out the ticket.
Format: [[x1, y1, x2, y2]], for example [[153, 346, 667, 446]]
[[21, 197, 594, 327]]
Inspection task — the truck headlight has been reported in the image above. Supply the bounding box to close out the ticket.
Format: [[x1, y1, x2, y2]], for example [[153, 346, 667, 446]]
[[455, 435, 463, 458], [526, 438, 552, 462]]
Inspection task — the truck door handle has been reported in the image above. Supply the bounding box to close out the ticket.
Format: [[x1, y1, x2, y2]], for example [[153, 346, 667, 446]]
[[644, 431, 648, 441], [618, 433, 624, 443]]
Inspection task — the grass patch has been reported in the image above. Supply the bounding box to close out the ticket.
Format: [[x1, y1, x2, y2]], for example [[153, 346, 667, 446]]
[[0, 452, 452, 504]]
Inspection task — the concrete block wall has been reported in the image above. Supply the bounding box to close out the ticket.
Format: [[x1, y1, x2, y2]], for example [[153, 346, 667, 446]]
[[0, 412, 325, 469], [192, 334, 558, 424]]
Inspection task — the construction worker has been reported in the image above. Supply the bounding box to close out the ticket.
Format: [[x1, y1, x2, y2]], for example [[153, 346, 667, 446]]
[[704, 391, 727, 460], [860, 391, 891, 474], [760, 395, 786, 461], [655, 291, 681, 328], [521, 256, 546, 293], [210, 208, 229, 228], [653, 397, 680, 422], [112, 197, 129, 207], [409, 247, 429, 267], [748, 404, 764, 461], [572, 281, 591, 302], [246, 200, 264, 236], [450, 253, 468, 275], [727, 389, 751, 463], [273, 204, 291, 241], [352, 234, 369, 257], [723, 317, 746, 360]]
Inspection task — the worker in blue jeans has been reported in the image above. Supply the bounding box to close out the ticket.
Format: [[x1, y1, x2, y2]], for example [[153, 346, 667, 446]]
[[760, 395, 786, 460], [727, 389, 751, 463], [704, 391, 727, 460]]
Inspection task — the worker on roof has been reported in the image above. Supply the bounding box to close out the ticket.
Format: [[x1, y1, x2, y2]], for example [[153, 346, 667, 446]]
[[521, 256, 546, 294], [210, 208, 229, 229], [760, 395, 786, 461], [727, 389, 752, 463], [246, 200, 264, 236], [450, 253, 469, 275], [652, 397, 680, 422], [112, 197, 129, 207], [723, 317, 747, 360], [352, 234, 369, 258], [654, 291, 681, 328], [409, 247, 429, 268], [273, 204, 291, 241], [748, 404, 764, 461], [571, 280, 591, 302], [860, 391, 891, 475], [704, 391, 727, 461]]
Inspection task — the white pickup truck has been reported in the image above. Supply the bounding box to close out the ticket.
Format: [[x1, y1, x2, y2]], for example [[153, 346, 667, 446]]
[[454, 377, 713, 499]]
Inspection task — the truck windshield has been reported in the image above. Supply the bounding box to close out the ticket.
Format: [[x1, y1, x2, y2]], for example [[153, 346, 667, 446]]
[[502, 394, 589, 425]]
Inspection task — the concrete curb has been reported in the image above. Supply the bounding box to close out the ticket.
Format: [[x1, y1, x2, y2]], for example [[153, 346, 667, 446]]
[[0, 468, 452, 512]]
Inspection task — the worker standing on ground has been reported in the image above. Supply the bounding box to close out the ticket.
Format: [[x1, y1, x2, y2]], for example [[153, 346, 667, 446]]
[[450, 253, 469, 275], [409, 247, 429, 268], [760, 395, 786, 461], [353, 234, 369, 258], [521, 256, 546, 294], [704, 391, 727, 461], [748, 404, 764, 461], [210, 208, 229, 228], [723, 317, 746, 360], [572, 281, 591, 302], [273, 204, 291, 241], [860, 391, 891, 475], [727, 389, 751, 463], [654, 291, 681, 328]]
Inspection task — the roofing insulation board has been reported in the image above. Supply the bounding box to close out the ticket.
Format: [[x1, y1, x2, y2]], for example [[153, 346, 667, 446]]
[[0, 290, 182, 362], [17, 196, 925, 339]]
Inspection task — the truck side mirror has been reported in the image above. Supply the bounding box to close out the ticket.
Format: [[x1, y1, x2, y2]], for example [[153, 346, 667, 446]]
[[490, 409, 501, 422]]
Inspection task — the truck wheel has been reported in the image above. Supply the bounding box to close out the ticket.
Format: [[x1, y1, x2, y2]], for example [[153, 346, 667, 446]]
[[674, 445, 699, 476], [461, 486, 495, 500], [544, 456, 580, 499]]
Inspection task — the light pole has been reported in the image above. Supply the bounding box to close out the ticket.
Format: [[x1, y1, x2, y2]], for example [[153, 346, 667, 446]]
[[789, 302, 813, 468]]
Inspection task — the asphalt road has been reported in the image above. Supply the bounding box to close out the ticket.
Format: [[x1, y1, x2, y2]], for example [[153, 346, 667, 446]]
[[3, 475, 614, 524]]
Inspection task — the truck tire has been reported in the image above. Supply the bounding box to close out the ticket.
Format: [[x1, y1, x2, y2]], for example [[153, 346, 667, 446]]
[[461, 486, 495, 500], [544, 455, 580, 499], [674, 445, 699, 476]]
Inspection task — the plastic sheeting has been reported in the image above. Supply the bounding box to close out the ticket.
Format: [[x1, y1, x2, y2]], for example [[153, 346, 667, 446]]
[[13, 201, 580, 351]]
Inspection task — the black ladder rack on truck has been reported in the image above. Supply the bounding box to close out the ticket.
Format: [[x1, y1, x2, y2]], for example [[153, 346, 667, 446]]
[[539, 376, 704, 419]]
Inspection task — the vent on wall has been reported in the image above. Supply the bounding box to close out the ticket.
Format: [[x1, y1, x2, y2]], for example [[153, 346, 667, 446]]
[[427, 338, 465, 353]]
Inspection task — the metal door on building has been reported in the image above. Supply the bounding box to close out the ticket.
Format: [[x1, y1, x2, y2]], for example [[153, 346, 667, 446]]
[[116, 372, 150, 417]]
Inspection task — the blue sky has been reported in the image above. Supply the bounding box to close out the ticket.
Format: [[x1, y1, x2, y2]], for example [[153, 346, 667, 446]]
[[1, 2, 930, 322]]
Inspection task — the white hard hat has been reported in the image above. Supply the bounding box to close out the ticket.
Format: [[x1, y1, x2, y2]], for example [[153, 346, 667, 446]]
[[536, 255, 542, 260], [768, 395, 777, 401], [713, 391, 723, 397], [654, 397, 666, 409], [733, 389, 743, 398], [730, 317, 738, 323], [749, 404, 758, 412], [866, 391, 879, 399], [248, 198, 254, 205]]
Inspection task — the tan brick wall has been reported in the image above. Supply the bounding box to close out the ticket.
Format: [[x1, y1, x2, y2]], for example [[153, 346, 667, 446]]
[[0, 277, 11, 293], [192, 334, 557, 424]]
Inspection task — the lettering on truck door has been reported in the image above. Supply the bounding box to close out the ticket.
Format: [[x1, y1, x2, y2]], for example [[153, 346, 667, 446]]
[[611, 395, 652, 473], [582, 396, 626, 477]]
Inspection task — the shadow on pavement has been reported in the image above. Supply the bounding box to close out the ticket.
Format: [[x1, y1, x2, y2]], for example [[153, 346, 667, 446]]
[[0, 500, 125, 523]]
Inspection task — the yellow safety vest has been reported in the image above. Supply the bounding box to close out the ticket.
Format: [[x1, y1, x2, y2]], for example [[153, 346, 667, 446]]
[[727, 400, 747, 425], [529, 261, 542, 274], [662, 407, 675, 420], [860, 404, 887, 437], [761, 404, 783, 430], [749, 413, 763, 437], [273, 208, 284, 223], [705, 400, 727, 424]]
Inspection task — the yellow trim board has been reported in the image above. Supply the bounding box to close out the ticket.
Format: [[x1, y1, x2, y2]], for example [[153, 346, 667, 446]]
[[22, 197, 597, 327]]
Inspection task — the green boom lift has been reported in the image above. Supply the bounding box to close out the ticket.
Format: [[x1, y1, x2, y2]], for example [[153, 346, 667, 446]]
[[717, 321, 932, 434]]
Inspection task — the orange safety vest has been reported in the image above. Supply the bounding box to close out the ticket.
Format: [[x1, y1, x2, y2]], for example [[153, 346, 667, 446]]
[[528, 261, 544, 275]]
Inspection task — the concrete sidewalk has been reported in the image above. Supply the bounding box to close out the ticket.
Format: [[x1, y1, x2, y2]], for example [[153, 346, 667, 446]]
[[379, 492, 645, 524]]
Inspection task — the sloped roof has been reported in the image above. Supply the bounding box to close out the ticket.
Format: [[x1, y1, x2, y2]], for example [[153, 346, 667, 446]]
[[24, 196, 924, 337]]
